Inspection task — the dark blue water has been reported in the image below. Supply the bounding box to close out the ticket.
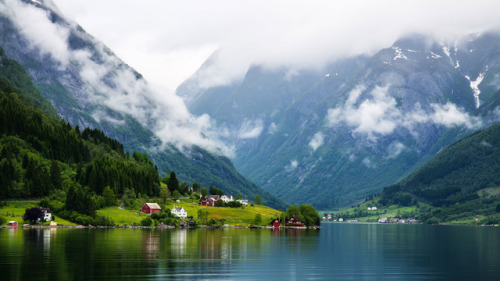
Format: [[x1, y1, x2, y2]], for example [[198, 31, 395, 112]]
[[1, 223, 499, 280]]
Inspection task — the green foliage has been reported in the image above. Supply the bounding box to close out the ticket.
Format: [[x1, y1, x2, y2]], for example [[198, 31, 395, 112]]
[[192, 182, 201, 192], [140, 216, 153, 226], [172, 190, 181, 200], [0, 215, 6, 225], [253, 213, 262, 225], [167, 171, 179, 194], [23, 207, 43, 224], [254, 195, 262, 205], [197, 209, 209, 225], [160, 186, 170, 203], [285, 204, 320, 226], [122, 188, 137, 209], [200, 188, 208, 199], [381, 124, 500, 208], [102, 186, 115, 207]]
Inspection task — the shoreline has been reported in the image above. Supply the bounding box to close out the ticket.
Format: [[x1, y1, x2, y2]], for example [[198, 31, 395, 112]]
[[0, 225, 320, 230]]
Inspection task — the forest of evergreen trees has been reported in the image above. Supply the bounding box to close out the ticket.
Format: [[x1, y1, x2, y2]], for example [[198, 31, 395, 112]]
[[0, 46, 161, 224]]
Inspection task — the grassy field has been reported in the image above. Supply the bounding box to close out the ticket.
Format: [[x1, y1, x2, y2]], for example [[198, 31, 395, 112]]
[[96, 207, 149, 226], [98, 199, 283, 226], [0, 201, 76, 226]]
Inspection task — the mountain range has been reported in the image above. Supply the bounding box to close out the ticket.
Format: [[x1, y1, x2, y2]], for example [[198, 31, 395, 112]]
[[2, 0, 500, 210], [179, 33, 500, 209], [0, 0, 286, 209]]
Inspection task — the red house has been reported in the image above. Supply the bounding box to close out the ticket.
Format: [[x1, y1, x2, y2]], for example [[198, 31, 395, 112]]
[[270, 218, 281, 228], [199, 199, 209, 206], [8, 221, 18, 227], [207, 195, 221, 206], [287, 216, 304, 226], [141, 203, 161, 214]]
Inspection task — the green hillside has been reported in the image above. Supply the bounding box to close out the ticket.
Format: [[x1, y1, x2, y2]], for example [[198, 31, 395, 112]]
[[373, 124, 500, 224]]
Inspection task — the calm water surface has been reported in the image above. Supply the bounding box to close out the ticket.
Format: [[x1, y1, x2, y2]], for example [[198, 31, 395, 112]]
[[1, 223, 499, 280]]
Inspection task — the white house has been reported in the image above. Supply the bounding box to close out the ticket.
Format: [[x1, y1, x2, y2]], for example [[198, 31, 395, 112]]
[[171, 207, 187, 219], [367, 206, 378, 211], [237, 199, 248, 206], [220, 195, 234, 203], [41, 208, 51, 221]]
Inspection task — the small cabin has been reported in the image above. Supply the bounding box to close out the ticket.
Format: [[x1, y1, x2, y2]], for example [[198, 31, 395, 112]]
[[199, 199, 209, 206], [270, 218, 281, 228], [287, 216, 304, 226], [8, 221, 18, 227], [141, 203, 161, 214]]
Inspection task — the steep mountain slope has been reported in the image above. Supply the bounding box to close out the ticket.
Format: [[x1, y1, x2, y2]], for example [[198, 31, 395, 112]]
[[380, 123, 500, 207], [0, 0, 286, 209], [0, 47, 159, 200], [179, 33, 500, 209]]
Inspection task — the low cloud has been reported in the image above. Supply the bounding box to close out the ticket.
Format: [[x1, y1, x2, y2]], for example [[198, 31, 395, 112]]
[[386, 141, 406, 159], [286, 160, 299, 172], [309, 132, 325, 151], [0, 0, 234, 156], [327, 84, 481, 140], [268, 122, 278, 134], [362, 157, 376, 169], [237, 119, 264, 139]]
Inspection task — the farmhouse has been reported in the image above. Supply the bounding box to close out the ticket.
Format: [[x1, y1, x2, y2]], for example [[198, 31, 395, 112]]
[[141, 203, 161, 214], [287, 216, 304, 226], [207, 195, 220, 206], [199, 199, 209, 206], [220, 195, 234, 203], [40, 208, 51, 221], [237, 199, 248, 206], [171, 206, 187, 219]]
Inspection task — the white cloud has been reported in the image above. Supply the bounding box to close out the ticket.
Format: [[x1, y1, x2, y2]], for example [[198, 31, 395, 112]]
[[309, 132, 325, 151], [362, 157, 376, 169], [286, 160, 299, 172], [386, 141, 406, 159], [327, 84, 481, 140], [51, 0, 500, 92], [237, 119, 264, 139], [268, 122, 278, 134], [0, 0, 71, 67], [0, 0, 234, 156]]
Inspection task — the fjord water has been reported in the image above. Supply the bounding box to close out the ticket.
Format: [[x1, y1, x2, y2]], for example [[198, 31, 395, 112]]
[[1, 224, 499, 280]]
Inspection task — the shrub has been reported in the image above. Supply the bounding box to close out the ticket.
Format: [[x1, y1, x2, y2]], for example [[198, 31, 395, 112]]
[[141, 216, 153, 226]]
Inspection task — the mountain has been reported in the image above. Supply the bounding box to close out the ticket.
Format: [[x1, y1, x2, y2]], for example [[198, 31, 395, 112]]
[[380, 123, 500, 207], [377, 123, 500, 223], [0, 0, 286, 209], [0, 46, 159, 201], [179, 33, 500, 209]]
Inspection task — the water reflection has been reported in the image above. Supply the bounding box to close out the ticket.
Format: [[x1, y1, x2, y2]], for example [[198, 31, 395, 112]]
[[0, 225, 499, 280]]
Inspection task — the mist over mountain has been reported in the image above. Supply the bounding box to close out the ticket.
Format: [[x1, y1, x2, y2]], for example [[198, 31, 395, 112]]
[[179, 32, 500, 209], [0, 0, 286, 209]]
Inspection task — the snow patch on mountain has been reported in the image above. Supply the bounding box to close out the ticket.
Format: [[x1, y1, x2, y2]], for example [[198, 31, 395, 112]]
[[392, 47, 408, 61], [465, 70, 486, 108]]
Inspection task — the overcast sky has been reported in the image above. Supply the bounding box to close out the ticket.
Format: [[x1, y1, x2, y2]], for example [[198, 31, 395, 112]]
[[52, 0, 500, 93]]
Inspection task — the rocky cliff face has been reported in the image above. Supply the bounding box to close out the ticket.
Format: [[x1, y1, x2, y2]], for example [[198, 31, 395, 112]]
[[0, 0, 287, 209], [179, 33, 500, 209]]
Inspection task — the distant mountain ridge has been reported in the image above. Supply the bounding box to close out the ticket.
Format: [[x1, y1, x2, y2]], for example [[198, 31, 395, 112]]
[[0, 0, 286, 209], [179, 32, 500, 209]]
